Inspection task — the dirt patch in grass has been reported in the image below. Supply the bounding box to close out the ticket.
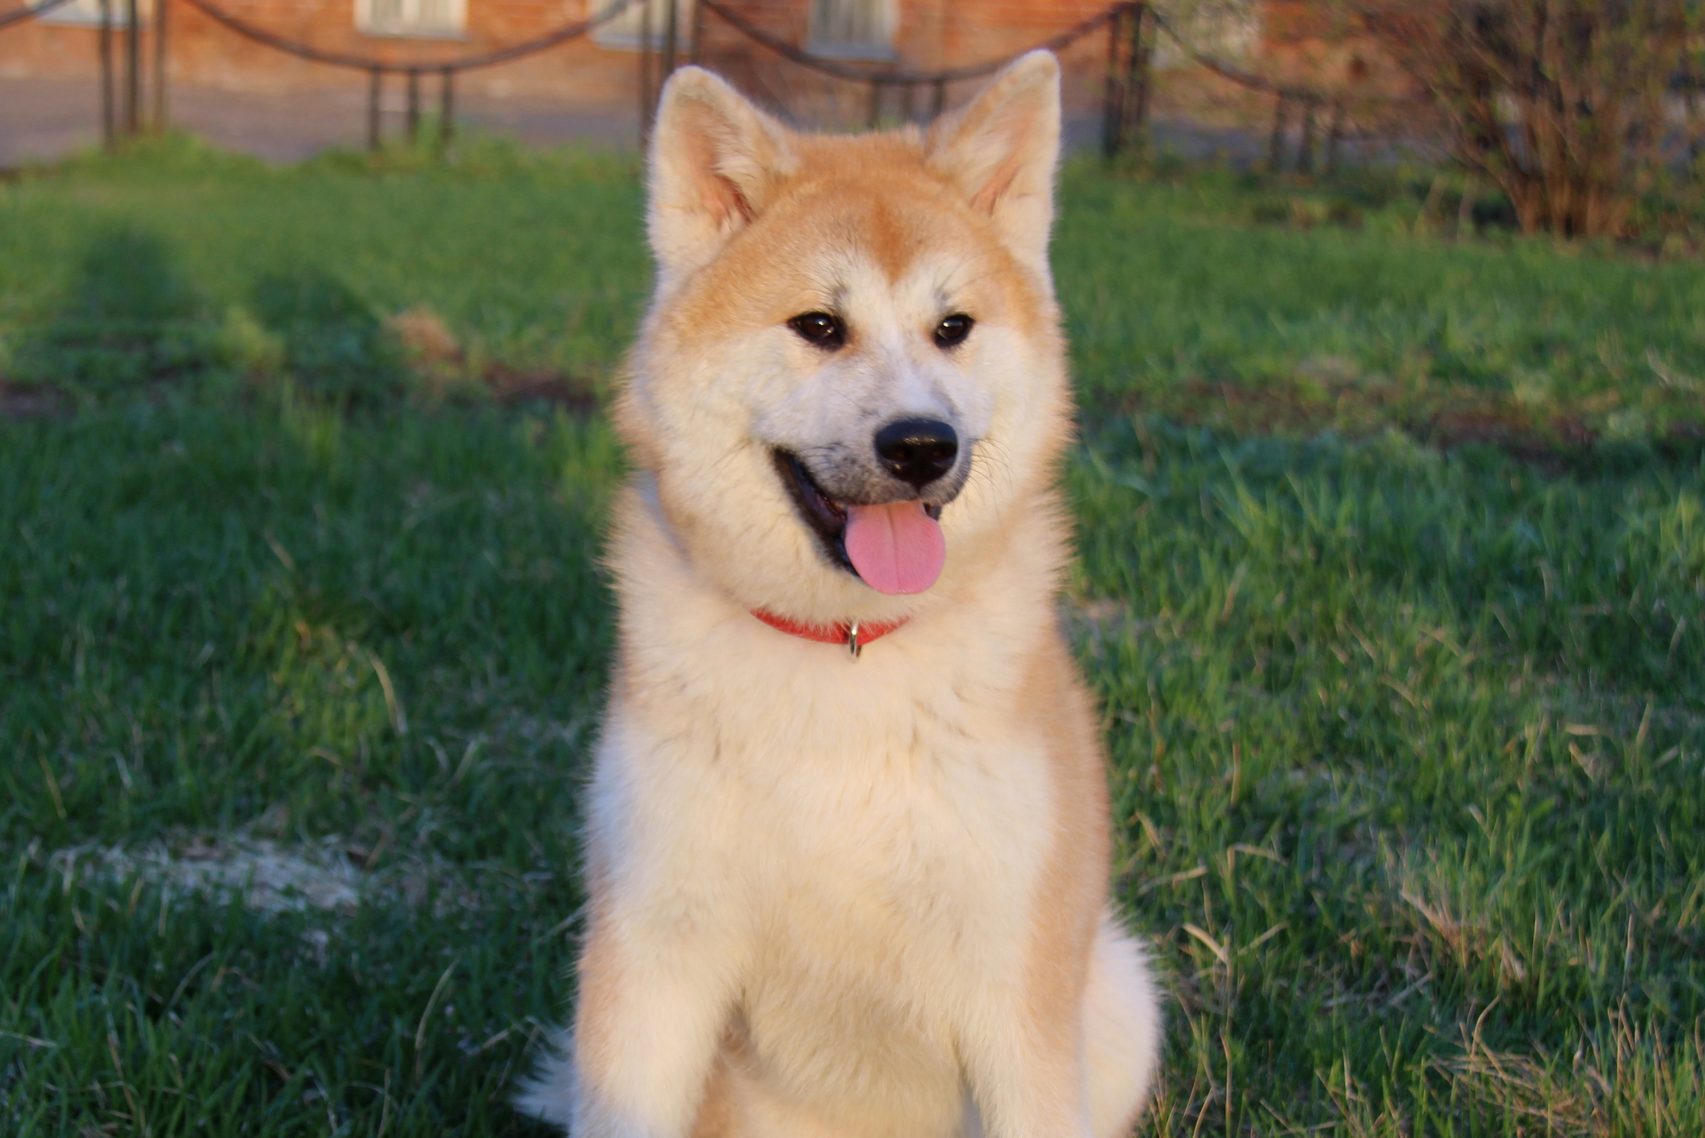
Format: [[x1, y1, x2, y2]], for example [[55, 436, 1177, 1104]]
[[1413, 405, 1600, 472], [0, 380, 71, 420], [54, 835, 366, 914], [1118, 377, 1704, 472], [480, 366, 600, 413], [387, 306, 600, 414], [49, 832, 504, 916]]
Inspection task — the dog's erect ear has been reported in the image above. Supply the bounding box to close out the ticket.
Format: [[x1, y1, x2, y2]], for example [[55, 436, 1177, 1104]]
[[648, 67, 798, 281], [925, 51, 1062, 276]]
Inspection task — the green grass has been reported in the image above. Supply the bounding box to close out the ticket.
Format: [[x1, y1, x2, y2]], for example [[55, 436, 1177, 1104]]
[[2, 136, 1701, 1136]]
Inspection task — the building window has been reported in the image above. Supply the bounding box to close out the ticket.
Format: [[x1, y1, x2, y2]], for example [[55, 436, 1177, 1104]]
[[1153, 0, 1258, 67], [593, 0, 695, 51], [355, 0, 465, 39], [808, 0, 895, 59], [38, 0, 151, 27]]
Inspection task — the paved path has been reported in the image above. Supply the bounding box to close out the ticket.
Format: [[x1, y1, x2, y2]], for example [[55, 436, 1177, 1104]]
[[1, 73, 1376, 168], [0, 75, 643, 165]]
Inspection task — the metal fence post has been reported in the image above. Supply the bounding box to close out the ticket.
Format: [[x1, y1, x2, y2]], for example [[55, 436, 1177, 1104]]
[[664, 0, 678, 79], [153, 0, 169, 132], [1102, 3, 1128, 157], [1127, 2, 1153, 148], [638, 0, 655, 145], [1268, 93, 1288, 170], [99, 0, 115, 148], [125, 0, 141, 136], [1687, 78, 1702, 164], [1297, 95, 1318, 173], [368, 67, 382, 151], [406, 67, 420, 143], [1325, 99, 1345, 172], [439, 68, 454, 149]]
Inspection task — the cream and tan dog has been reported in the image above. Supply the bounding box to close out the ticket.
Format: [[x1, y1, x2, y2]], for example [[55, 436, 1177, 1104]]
[[521, 50, 1162, 1138]]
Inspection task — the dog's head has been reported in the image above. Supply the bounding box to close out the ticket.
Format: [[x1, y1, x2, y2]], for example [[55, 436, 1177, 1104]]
[[620, 53, 1070, 624]]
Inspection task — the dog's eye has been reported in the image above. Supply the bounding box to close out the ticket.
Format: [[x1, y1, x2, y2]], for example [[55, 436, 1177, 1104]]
[[788, 312, 846, 350], [934, 314, 974, 349]]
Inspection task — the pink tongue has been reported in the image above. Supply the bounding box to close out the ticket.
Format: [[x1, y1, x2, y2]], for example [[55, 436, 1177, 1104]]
[[843, 502, 946, 595]]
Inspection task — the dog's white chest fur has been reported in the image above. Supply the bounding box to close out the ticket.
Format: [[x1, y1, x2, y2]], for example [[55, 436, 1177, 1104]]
[[591, 630, 1053, 1132]]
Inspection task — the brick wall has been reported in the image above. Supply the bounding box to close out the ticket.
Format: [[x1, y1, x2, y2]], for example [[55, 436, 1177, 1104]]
[[0, 0, 650, 103], [1257, 0, 1410, 98], [0, 0, 1134, 109], [696, 0, 1119, 125], [0, 1, 1401, 122]]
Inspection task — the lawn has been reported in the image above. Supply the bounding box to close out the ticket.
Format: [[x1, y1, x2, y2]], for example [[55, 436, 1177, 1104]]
[[1, 137, 1701, 1136]]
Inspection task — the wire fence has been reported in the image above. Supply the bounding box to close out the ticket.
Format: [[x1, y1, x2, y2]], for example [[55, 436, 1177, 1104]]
[[171, 0, 643, 148], [684, 0, 1388, 170], [696, 0, 1127, 83], [692, 0, 1142, 150], [176, 0, 636, 72], [0, 0, 646, 150], [0, 0, 143, 147], [0, 0, 1378, 169], [0, 0, 78, 33]]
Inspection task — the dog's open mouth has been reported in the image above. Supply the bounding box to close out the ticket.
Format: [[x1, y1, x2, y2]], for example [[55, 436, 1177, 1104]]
[[773, 450, 946, 595]]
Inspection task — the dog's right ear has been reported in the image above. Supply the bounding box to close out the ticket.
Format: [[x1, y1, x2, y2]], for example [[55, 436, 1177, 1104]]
[[925, 51, 1061, 278], [647, 68, 797, 281]]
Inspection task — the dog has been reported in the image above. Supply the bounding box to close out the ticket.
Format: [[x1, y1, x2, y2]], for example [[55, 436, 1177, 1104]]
[[520, 50, 1162, 1138]]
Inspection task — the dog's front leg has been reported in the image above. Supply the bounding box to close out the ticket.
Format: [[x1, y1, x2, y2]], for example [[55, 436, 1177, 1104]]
[[961, 998, 1092, 1138], [569, 900, 739, 1138]]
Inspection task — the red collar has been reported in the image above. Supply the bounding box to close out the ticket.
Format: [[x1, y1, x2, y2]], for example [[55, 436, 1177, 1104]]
[[750, 609, 908, 658]]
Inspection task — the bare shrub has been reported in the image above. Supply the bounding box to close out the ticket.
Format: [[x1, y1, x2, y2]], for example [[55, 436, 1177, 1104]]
[[1350, 0, 1696, 238]]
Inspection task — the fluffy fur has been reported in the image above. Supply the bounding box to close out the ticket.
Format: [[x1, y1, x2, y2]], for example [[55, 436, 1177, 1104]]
[[520, 51, 1163, 1138]]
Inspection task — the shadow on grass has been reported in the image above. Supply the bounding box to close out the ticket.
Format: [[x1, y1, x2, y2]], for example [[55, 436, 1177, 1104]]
[[1, 399, 617, 850], [3, 225, 215, 404], [247, 269, 604, 415], [1076, 415, 1704, 710], [250, 267, 412, 411], [1096, 376, 1705, 478], [0, 225, 565, 417]]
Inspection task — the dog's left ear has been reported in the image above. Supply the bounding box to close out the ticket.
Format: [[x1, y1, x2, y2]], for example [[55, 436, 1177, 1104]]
[[926, 51, 1062, 277], [648, 67, 798, 282]]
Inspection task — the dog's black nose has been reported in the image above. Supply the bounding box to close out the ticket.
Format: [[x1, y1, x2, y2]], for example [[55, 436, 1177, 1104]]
[[874, 418, 958, 488]]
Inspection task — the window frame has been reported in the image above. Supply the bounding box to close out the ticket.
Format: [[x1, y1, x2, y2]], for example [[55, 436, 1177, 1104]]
[[37, 0, 151, 29], [592, 0, 696, 52], [354, 0, 468, 41], [805, 0, 897, 61]]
